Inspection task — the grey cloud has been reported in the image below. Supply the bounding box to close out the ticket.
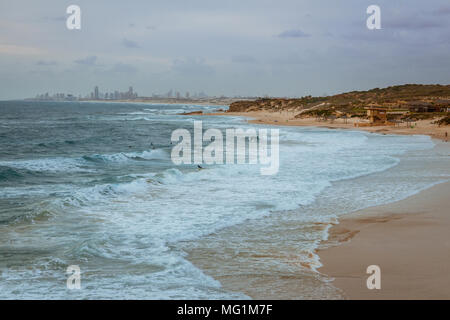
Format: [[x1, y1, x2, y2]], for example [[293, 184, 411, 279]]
[[269, 53, 307, 65], [231, 55, 258, 63], [110, 63, 138, 73], [384, 17, 443, 30], [433, 6, 450, 16], [122, 38, 140, 48], [171, 58, 214, 76], [42, 16, 66, 22], [1, 0, 450, 100], [277, 29, 310, 38], [74, 56, 98, 66], [36, 60, 57, 66], [341, 29, 393, 43]]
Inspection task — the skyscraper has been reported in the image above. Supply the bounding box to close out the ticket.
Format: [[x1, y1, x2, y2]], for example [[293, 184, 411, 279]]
[[94, 86, 99, 100]]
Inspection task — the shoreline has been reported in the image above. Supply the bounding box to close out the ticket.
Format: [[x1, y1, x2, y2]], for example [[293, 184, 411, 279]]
[[205, 110, 449, 141], [187, 111, 450, 299], [317, 177, 450, 299]]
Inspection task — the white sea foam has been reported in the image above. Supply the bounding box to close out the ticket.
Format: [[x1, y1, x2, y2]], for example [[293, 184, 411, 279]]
[[0, 149, 169, 174], [0, 157, 91, 173], [0, 113, 441, 299], [43, 128, 435, 249]]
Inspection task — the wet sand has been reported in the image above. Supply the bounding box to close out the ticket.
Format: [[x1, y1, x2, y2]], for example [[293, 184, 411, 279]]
[[318, 177, 450, 299], [185, 140, 450, 299]]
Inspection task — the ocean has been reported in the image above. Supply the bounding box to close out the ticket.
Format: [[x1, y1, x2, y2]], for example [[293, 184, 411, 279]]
[[0, 100, 448, 299]]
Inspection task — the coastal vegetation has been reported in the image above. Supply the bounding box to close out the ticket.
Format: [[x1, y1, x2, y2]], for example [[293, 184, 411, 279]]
[[228, 84, 450, 125], [435, 115, 450, 126]]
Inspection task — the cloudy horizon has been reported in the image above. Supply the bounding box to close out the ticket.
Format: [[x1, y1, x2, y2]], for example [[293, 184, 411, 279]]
[[0, 0, 449, 99]]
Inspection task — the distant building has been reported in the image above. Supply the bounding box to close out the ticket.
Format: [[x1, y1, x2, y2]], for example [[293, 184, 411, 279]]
[[31, 85, 141, 102], [405, 101, 432, 112], [366, 106, 388, 124], [432, 99, 450, 112], [355, 106, 394, 127], [128, 86, 133, 99]]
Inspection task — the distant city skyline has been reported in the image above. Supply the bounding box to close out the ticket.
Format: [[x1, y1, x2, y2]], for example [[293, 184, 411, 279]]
[[30, 85, 235, 101], [1, 0, 450, 100]]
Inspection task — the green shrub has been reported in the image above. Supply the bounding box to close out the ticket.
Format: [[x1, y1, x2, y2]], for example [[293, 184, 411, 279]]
[[435, 116, 450, 126]]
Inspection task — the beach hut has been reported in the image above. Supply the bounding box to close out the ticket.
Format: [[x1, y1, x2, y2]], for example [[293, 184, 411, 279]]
[[365, 106, 388, 124]]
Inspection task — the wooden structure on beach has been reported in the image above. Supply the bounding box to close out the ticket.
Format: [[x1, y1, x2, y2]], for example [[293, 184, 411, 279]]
[[367, 107, 388, 124], [355, 106, 393, 127]]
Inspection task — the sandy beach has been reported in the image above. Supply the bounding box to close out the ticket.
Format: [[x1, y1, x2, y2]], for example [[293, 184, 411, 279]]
[[207, 110, 450, 141], [195, 110, 450, 299], [318, 178, 450, 300]]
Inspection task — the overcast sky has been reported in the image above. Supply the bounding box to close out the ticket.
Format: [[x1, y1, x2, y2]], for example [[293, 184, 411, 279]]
[[0, 0, 449, 99]]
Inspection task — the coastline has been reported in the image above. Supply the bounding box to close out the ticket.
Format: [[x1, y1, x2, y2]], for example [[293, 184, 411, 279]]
[[207, 110, 449, 141], [317, 177, 450, 300], [186, 110, 450, 299]]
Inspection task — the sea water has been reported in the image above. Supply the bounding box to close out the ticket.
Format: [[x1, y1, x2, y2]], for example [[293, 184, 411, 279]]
[[0, 101, 447, 299]]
